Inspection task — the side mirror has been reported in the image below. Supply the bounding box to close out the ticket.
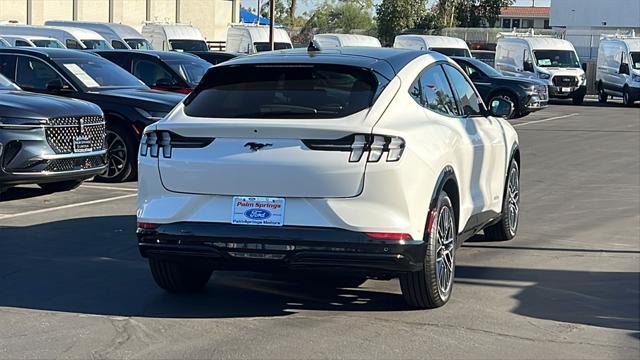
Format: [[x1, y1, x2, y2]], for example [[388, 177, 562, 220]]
[[523, 61, 534, 73], [46, 79, 65, 92], [489, 98, 514, 118], [619, 63, 630, 75]]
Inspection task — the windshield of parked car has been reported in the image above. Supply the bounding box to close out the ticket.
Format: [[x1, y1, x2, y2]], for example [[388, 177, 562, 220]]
[[631, 52, 640, 70], [0, 73, 19, 90], [126, 38, 154, 50], [432, 47, 471, 57], [166, 58, 212, 87], [184, 64, 383, 119], [254, 42, 294, 52], [169, 40, 208, 52], [54, 57, 146, 89], [32, 39, 65, 48], [81, 39, 113, 50], [533, 50, 580, 68], [466, 58, 503, 78]]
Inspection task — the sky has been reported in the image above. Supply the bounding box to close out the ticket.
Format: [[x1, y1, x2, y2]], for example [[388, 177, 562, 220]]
[[241, 0, 552, 15]]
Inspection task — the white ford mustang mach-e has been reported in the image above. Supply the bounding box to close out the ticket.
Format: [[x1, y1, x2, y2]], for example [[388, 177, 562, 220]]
[[137, 47, 521, 309]]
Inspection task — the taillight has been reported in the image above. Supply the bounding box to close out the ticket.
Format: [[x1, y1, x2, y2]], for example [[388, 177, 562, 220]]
[[366, 232, 413, 241], [140, 130, 214, 158], [303, 134, 405, 163], [174, 88, 192, 95], [137, 222, 160, 230]]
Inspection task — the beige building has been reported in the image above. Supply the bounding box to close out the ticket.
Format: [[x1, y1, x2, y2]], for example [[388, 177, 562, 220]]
[[0, 0, 240, 41]]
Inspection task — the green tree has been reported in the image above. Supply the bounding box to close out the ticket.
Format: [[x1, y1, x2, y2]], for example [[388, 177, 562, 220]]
[[376, 0, 429, 46], [433, 0, 515, 28], [303, 0, 375, 34]]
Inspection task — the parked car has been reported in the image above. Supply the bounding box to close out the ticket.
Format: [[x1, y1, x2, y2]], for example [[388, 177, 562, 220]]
[[0, 72, 106, 194], [0, 24, 112, 50], [394, 35, 472, 57], [189, 51, 243, 66], [136, 48, 521, 309], [596, 35, 640, 106], [313, 33, 382, 48], [45, 20, 153, 50], [226, 25, 293, 54], [142, 23, 207, 52], [0, 47, 185, 182], [471, 50, 496, 67], [495, 33, 586, 104], [452, 56, 548, 118], [1, 35, 66, 48]]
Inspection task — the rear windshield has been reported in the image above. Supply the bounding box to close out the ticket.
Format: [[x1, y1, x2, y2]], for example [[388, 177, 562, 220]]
[[184, 64, 384, 119], [169, 40, 209, 52], [254, 42, 293, 52], [166, 58, 212, 87], [432, 47, 471, 57]]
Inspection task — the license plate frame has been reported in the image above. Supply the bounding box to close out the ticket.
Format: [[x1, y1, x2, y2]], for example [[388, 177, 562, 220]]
[[231, 196, 285, 227], [73, 135, 92, 153]]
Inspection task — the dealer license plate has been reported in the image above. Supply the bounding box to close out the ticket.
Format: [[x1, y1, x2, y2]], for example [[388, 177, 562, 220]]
[[231, 197, 285, 226], [73, 135, 92, 153]]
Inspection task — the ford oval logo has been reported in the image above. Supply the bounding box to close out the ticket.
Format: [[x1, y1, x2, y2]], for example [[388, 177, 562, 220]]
[[244, 208, 271, 220]]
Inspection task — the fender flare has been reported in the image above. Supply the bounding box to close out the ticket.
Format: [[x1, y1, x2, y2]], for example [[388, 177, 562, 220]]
[[429, 165, 459, 210]]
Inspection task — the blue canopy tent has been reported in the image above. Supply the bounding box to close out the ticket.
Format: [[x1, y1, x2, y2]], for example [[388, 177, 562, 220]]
[[239, 8, 270, 25]]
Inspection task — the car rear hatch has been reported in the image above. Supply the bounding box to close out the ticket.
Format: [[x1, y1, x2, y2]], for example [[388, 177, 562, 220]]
[[151, 62, 394, 198]]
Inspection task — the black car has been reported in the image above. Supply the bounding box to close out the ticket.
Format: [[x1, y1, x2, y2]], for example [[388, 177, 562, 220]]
[[94, 50, 212, 94], [452, 56, 548, 118], [188, 51, 244, 66], [470, 50, 495, 67], [0, 72, 106, 194], [0, 48, 185, 182]]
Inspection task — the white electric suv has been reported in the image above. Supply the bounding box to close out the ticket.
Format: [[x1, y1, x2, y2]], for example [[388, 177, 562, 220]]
[[137, 47, 521, 309]]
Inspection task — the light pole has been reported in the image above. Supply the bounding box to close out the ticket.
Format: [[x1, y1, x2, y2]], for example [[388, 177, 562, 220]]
[[269, 0, 275, 50]]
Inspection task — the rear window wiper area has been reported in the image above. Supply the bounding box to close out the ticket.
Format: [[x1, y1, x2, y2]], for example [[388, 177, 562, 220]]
[[231, 105, 346, 119]]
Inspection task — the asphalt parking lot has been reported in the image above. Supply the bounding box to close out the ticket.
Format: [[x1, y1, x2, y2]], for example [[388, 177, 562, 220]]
[[1, 99, 639, 359]]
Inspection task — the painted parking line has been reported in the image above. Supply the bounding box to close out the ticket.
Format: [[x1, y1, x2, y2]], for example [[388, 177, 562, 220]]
[[513, 113, 580, 127], [81, 184, 138, 192], [0, 193, 136, 221]]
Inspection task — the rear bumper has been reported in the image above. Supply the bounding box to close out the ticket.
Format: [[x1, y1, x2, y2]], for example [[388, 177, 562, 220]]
[[138, 222, 426, 274]]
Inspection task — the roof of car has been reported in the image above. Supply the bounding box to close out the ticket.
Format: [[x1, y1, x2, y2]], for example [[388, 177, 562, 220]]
[[94, 49, 200, 60], [0, 47, 99, 59], [220, 47, 446, 78]]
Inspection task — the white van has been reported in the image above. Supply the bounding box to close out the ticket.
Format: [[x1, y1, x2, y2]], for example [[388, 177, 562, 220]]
[[1, 35, 66, 48], [495, 33, 586, 104], [226, 25, 293, 54], [596, 34, 640, 106], [142, 23, 208, 52], [45, 21, 153, 50], [0, 25, 111, 50], [393, 35, 471, 57], [313, 33, 381, 48]]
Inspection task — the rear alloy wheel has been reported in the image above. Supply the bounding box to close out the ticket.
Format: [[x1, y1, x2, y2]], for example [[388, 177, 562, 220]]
[[598, 84, 608, 103], [623, 87, 633, 107], [149, 259, 213, 293], [490, 93, 517, 119], [95, 124, 136, 183], [400, 191, 456, 309], [38, 180, 83, 193], [484, 159, 520, 241]]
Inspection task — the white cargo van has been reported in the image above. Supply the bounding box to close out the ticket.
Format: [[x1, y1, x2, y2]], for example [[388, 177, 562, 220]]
[[45, 21, 153, 50], [313, 34, 381, 48], [1, 35, 66, 48], [0, 25, 111, 49], [226, 25, 293, 54], [393, 35, 471, 57], [142, 23, 208, 52], [596, 34, 640, 106], [495, 33, 586, 104]]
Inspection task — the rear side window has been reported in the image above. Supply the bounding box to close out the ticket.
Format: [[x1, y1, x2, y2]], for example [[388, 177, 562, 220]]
[[184, 64, 384, 119], [442, 64, 483, 117], [413, 65, 459, 117]]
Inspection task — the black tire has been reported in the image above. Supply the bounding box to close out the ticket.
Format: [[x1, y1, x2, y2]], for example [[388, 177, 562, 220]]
[[598, 83, 608, 104], [623, 87, 634, 107], [484, 159, 520, 241], [400, 191, 456, 309], [38, 180, 83, 193], [149, 258, 213, 293], [95, 122, 137, 183], [572, 95, 585, 105], [490, 92, 518, 119]]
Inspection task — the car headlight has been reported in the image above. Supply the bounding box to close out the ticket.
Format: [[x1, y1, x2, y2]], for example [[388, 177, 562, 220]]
[[580, 73, 587, 85], [538, 72, 551, 80], [135, 108, 168, 122], [632, 74, 640, 83], [0, 117, 47, 127]]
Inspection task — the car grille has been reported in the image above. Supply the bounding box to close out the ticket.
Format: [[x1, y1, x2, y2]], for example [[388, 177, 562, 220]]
[[552, 76, 578, 87], [44, 155, 106, 172], [45, 116, 106, 154]]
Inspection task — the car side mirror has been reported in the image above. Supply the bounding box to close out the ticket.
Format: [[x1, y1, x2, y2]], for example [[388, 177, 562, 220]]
[[489, 98, 514, 118], [619, 63, 630, 75], [523, 61, 534, 73], [46, 79, 66, 92]]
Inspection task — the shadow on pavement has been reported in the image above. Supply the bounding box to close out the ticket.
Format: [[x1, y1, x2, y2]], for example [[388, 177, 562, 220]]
[[0, 186, 52, 202], [0, 215, 638, 333]]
